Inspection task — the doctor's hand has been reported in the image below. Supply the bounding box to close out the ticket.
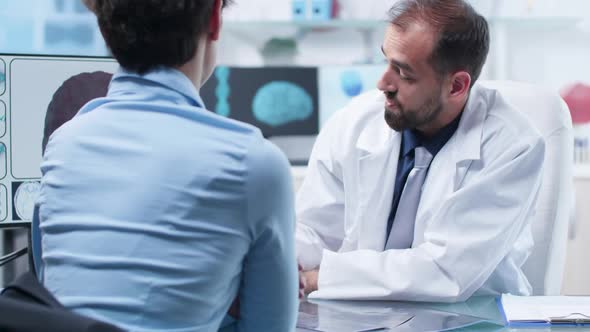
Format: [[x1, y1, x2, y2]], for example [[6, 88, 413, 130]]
[[302, 269, 319, 294]]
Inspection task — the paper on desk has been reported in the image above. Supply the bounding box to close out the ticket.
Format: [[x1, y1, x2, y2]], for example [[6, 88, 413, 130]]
[[501, 294, 590, 323], [296, 303, 413, 332]]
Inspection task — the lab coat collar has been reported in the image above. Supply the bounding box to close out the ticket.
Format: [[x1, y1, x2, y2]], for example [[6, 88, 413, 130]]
[[450, 84, 486, 163], [355, 86, 486, 164], [354, 86, 487, 250]]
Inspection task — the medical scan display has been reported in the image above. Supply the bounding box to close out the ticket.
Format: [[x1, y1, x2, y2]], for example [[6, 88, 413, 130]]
[[0, 54, 118, 225], [200, 66, 319, 137], [0, 59, 5, 96]]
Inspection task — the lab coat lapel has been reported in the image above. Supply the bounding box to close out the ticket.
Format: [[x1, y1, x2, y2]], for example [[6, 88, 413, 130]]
[[413, 85, 488, 245], [409, 85, 489, 246], [356, 118, 400, 251], [449, 84, 487, 190], [352, 85, 487, 251]]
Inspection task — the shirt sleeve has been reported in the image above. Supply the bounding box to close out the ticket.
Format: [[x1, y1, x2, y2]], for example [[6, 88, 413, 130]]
[[295, 109, 347, 271], [236, 135, 298, 332]]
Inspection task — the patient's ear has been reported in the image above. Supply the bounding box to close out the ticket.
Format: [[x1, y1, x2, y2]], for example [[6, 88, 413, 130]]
[[208, 0, 223, 41]]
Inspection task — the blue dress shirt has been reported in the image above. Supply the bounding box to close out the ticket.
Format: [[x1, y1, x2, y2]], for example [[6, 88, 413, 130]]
[[36, 68, 298, 332], [386, 114, 462, 237]]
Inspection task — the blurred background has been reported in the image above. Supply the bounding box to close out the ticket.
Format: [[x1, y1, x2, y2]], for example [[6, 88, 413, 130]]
[[1, 0, 590, 295]]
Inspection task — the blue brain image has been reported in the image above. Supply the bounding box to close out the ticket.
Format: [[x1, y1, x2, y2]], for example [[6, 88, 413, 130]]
[[0, 68, 5, 95], [340, 70, 363, 97], [252, 81, 314, 127], [0, 70, 4, 95], [214, 67, 231, 117]]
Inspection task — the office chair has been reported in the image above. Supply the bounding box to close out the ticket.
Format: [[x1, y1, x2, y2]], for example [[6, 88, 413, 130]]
[[1, 220, 122, 332], [480, 80, 574, 295], [1, 271, 125, 332], [0, 223, 34, 273]]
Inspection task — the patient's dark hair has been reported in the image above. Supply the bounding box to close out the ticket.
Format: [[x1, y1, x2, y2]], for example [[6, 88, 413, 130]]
[[388, 0, 490, 87], [94, 0, 232, 74]]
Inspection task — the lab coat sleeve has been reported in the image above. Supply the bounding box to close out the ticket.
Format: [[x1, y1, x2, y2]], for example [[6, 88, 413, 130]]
[[312, 129, 545, 302], [296, 111, 347, 271]]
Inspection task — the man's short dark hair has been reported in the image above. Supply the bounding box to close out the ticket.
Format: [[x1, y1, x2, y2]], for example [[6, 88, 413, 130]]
[[388, 0, 490, 87], [94, 0, 231, 74]]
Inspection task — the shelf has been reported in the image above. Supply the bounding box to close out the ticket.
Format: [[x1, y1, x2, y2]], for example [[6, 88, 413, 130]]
[[224, 16, 588, 31], [490, 16, 587, 30], [225, 19, 387, 30]]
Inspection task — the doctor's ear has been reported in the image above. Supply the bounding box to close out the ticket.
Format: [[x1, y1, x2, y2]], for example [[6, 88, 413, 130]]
[[448, 71, 471, 98]]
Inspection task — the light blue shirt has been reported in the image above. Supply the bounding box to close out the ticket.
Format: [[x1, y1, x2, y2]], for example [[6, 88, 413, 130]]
[[36, 67, 298, 332]]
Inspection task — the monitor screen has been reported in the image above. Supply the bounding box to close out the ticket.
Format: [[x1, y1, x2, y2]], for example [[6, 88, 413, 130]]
[[200, 66, 319, 138], [0, 54, 325, 226], [0, 54, 117, 226]]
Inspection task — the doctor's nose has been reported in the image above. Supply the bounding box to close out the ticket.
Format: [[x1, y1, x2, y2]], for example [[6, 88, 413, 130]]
[[377, 70, 397, 93]]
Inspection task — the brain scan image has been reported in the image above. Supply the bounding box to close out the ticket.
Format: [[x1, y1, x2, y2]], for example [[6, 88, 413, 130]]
[[0, 101, 5, 137], [0, 59, 5, 96], [0, 185, 6, 221], [214, 67, 231, 117], [340, 70, 364, 97], [14, 181, 41, 221], [252, 81, 314, 127], [0, 143, 5, 179], [319, 65, 383, 126], [199, 66, 319, 137]]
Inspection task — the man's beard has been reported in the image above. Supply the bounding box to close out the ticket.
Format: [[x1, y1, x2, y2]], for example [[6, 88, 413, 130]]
[[384, 93, 443, 132]]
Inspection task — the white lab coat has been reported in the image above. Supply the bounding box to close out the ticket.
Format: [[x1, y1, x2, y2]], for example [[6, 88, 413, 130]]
[[296, 83, 545, 302]]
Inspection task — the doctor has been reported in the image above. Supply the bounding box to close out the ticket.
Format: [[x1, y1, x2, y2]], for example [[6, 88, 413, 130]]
[[297, 0, 545, 302]]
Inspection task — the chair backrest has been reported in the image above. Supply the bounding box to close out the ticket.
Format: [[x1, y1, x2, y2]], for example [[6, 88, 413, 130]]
[[480, 80, 574, 295], [0, 225, 34, 279], [1, 271, 125, 332]]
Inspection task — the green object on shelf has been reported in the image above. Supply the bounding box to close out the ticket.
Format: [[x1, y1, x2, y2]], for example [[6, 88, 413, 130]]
[[261, 38, 298, 65]]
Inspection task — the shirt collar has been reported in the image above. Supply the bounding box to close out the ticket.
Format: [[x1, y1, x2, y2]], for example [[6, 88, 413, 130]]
[[401, 129, 421, 158], [108, 67, 206, 108], [400, 112, 463, 158]]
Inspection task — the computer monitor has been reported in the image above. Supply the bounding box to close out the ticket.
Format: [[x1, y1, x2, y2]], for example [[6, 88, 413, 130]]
[[0, 54, 117, 226], [0, 54, 323, 226], [200, 66, 319, 138]]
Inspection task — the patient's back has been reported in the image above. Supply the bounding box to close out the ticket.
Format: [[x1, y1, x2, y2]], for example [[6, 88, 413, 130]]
[[38, 70, 298, 332]]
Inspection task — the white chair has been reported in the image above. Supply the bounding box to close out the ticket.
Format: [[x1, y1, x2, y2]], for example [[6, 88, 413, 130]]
[[480, 80, 574, 295]]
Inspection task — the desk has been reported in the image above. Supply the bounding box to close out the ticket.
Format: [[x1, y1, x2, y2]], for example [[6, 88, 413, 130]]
[[296, 296, 590, 331]]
